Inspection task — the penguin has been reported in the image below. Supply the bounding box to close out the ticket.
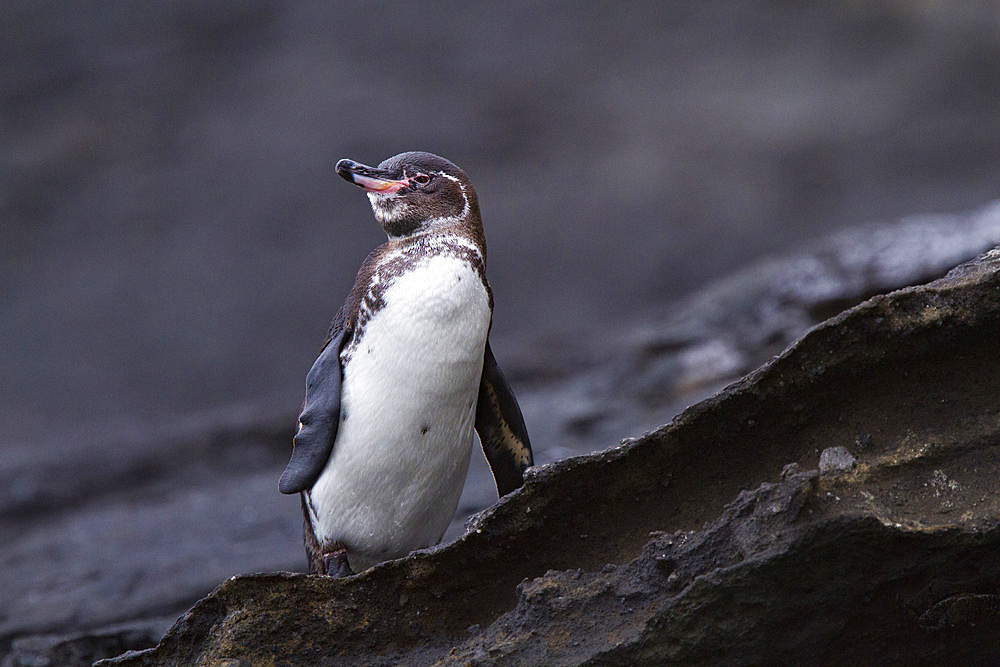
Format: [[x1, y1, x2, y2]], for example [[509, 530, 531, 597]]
[[278, 151, 533, 577]]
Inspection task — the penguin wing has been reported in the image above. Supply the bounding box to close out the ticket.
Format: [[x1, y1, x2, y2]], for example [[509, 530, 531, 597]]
[[475, 339, 534, 497], [278, 324, 350, 495]]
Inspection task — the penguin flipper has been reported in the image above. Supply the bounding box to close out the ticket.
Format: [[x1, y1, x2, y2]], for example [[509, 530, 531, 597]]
[[475, 339, 534, 498], [279, 326, 349, 494]]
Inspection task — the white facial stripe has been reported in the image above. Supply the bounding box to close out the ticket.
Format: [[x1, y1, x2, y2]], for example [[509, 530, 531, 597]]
[[433, 171, 470, 223]]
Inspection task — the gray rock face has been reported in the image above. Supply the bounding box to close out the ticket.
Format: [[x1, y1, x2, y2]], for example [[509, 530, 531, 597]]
[[96, 248, 1000, 664]]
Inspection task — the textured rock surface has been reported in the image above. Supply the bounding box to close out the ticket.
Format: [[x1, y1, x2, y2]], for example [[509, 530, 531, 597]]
[[5, 209, 1000, 666], [98, 249, 1000, 664]]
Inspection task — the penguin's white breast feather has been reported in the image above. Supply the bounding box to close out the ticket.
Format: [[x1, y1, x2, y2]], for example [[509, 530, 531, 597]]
[[307, 251, 491, 566]]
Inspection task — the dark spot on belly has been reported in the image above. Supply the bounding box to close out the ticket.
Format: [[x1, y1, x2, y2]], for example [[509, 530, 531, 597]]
[[421, 425, 430, 436], [341, 412, 347, 423]]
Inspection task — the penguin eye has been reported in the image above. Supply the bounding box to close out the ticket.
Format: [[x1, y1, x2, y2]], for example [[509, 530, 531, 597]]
[[412, 173, 431, 186]]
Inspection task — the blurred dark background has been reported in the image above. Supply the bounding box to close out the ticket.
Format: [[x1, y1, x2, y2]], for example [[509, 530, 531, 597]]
[[4, 1, 998, 445], [2, 1, 1000, 656]]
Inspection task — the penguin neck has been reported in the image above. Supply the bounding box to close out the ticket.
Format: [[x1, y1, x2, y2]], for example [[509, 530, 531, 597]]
[[387, 213, 487, 264]]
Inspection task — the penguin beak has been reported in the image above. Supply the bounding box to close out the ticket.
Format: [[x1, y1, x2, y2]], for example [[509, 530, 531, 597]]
[[336, 159, 409, 195]]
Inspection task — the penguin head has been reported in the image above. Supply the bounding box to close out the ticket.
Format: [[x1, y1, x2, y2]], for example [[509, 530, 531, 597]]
[[336, 152, 481, 238]]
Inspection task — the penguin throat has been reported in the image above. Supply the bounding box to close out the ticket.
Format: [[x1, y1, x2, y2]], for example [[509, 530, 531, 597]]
[[367, 183, 472, 238], [368, 195, 421, 236]]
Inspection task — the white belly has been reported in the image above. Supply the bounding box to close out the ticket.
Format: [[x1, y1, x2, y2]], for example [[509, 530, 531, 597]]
[[307, 253, 491, 571]]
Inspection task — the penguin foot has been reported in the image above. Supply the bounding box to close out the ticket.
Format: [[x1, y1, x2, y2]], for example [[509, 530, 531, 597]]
[[321, 546, 353, 577]]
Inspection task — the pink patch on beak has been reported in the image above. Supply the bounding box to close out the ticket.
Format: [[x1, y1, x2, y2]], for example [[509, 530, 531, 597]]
[[352, 173, 408, 194]]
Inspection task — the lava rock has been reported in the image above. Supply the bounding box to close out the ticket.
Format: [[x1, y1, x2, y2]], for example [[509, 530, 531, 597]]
[[12, 207, 1000, 667], [100, 248, 1000, 664]]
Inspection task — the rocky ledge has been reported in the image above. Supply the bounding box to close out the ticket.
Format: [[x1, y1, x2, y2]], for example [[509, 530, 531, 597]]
[[99, 248, 1000, 664]]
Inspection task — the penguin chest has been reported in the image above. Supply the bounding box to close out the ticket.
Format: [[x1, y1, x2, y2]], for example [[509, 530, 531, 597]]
[[308, 253, 491, 566]]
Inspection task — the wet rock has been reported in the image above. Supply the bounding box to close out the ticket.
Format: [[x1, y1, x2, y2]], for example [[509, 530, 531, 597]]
[[100, 248, 1000, 664]]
